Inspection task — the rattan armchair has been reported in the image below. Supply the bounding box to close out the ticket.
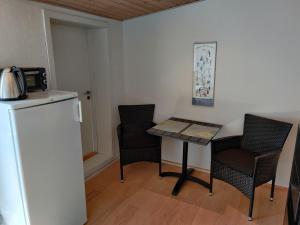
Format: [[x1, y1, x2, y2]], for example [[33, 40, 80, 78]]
[[210, 114, 292, 220], [117, 104, 161, 182]]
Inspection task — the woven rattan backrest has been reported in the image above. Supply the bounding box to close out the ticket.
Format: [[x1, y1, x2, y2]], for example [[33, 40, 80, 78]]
[[241, 114, 292, 153], [118, 104, 155, 125]]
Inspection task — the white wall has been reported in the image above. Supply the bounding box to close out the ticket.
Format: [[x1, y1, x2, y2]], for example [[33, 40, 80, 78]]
[[0, 0, 48, 68], [2, 0, 299, 187], [0, 0, 125, 177], [123, 0, 300, 187]]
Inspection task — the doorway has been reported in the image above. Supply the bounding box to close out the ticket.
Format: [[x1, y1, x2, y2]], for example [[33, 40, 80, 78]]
[[43, 10, 114, 177], [50, 20, 98, 158]]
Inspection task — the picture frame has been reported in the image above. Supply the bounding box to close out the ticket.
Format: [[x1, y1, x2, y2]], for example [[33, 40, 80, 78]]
[[192, 42, 217, 106]]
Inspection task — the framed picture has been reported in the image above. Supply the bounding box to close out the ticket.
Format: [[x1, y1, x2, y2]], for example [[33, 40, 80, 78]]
[[192, 42, 217, 106]]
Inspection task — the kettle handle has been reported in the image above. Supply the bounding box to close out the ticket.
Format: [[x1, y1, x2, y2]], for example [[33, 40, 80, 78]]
[[12, 66, 27, 98]]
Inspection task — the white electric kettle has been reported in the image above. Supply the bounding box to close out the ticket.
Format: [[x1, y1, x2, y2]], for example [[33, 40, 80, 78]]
[[0, 66, 27, 101]]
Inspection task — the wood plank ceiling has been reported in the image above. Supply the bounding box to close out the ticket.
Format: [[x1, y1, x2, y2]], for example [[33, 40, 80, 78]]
[[33, 0, 200, 21]]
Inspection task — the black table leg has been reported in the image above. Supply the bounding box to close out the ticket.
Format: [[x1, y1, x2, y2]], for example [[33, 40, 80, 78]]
[[160, 141, 210, 196]]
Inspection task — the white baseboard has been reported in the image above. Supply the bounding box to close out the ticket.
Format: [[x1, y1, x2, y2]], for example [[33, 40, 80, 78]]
[[85, 156, 119, 181]]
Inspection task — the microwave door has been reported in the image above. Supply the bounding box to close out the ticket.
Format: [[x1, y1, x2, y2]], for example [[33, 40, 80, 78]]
[[26, 75, 37, 91]]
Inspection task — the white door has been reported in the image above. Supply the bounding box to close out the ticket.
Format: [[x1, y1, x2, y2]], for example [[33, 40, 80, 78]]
[[51, 22, 97, 156], [9, 99, 87, 225]]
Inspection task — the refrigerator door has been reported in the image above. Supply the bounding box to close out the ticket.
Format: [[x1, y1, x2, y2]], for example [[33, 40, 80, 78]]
[[9, 98, 87, 225]]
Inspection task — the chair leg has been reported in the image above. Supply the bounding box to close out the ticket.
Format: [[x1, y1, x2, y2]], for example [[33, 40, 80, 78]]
[[159, 161, 162, 177], [209, 171, 213, 196], [270, 177, 275, 201], [120, 162, 124, 183], [248, 187, 256, 221]]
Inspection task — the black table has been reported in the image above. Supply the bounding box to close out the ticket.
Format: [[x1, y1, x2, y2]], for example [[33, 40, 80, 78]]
[[147, 117, 222, 196]]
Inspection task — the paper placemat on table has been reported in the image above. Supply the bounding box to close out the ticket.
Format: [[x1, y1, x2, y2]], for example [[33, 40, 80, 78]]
[[181, 124, 219, 139], [153, 120, 190, 133]]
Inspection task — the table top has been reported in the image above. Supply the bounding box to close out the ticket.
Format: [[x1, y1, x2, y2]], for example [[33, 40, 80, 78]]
[[147, 117, 222, 145]]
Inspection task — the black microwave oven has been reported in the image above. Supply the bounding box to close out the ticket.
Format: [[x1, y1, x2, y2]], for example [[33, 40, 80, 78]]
[[21, 67, 47, 92]]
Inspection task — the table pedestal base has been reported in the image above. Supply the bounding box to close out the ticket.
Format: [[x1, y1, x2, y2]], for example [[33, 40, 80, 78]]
[[160, 141, 210, 196]]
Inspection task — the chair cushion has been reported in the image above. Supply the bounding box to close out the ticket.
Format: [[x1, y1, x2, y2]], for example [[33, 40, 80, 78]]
[[213, 148, 259, 176], [122, 131, 160, 149]]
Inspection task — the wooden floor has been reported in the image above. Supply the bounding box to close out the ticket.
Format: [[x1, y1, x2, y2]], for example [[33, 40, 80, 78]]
[[85, 161, 287, 225]]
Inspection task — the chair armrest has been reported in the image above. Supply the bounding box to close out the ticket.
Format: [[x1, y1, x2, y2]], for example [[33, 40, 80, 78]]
[[253, 150, 281, 185], [150, 122, 162, 144], [211, 135, 242, 154]]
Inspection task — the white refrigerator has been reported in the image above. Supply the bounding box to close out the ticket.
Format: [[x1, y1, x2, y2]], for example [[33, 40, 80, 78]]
[[0, 91, 87, 225]]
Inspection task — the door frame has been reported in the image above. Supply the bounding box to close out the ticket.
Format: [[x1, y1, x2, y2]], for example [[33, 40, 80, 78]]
[[42, 9, 114, 177], [42, 9, 108, 89]]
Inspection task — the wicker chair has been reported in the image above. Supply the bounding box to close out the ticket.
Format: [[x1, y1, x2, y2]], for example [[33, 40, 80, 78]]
[[117, 104, 161, 182], [210, 114, 292, 221]]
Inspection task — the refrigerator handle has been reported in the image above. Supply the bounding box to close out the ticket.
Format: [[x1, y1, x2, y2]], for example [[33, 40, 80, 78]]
[[78, 100, 83, 123]]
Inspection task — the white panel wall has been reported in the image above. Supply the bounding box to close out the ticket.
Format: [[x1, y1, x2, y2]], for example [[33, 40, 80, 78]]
[[0, 0, 125, 177], [123, 0, 300, 186]]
